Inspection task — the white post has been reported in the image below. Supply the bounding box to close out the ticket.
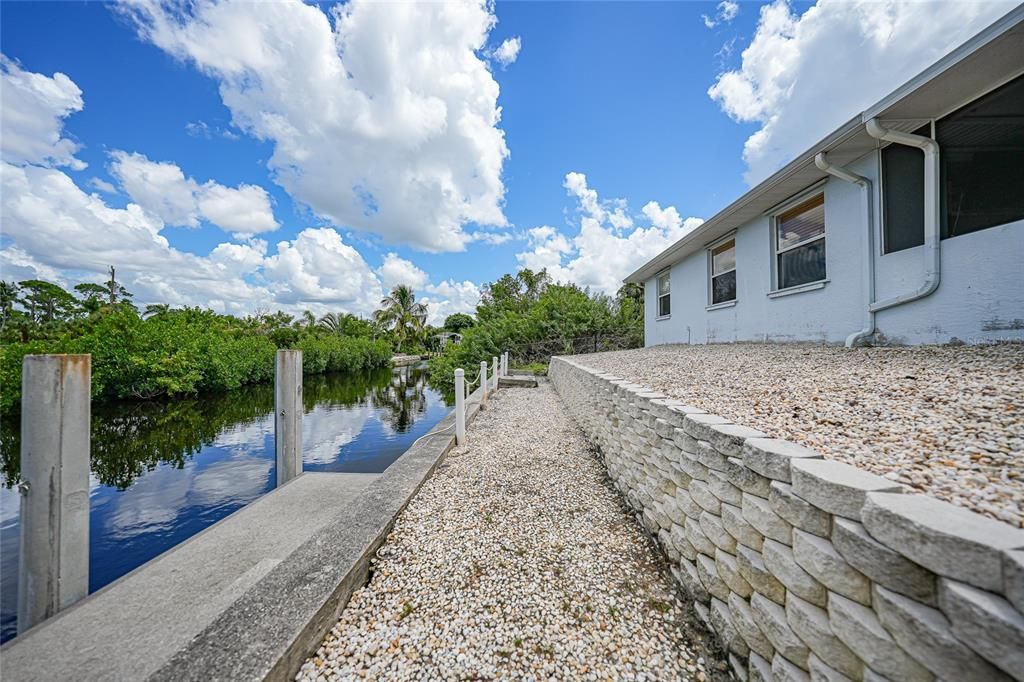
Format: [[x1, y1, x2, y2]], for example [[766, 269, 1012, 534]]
[[502, 352, 508, 376], [454, 369, 466, 445], [18, 354, 91, 634], [275, 350, 303, 487], [492, 356, 499, 391], [480, 361, 489, 407]]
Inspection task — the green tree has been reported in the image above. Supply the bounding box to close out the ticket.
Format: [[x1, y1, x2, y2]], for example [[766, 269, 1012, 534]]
[[18, 279, 79, 324], [374, 285, 428, 351], [143, 303, 171, 318], [443, 312, 475, 333], [0, 281, 19, 331], [75, 283, 109, 314], [104, 266, 133, 306]]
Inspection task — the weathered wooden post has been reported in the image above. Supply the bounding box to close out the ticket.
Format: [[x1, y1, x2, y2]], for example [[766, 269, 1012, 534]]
[[275, 350, 303, 487], [18, 354, 91, 634], [480, 361, 489, 407], [454, 369, 466, 445], [492, 356, 499, 391], [502, 352, 508, 376]]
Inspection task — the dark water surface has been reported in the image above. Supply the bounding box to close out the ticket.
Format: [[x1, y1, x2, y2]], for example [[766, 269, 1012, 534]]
[[0, 363, 449, 644]]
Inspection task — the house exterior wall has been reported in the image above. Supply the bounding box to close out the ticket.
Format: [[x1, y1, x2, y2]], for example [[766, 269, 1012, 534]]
[[645, 151, 1024, 346]]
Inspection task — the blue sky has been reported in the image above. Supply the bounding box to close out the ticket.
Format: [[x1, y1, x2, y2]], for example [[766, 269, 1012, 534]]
[[1, 0, 1012, 322]]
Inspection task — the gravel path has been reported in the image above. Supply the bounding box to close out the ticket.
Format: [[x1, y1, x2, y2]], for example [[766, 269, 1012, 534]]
[[575, 343, 1024, 527], [296, 383, 727, 681]]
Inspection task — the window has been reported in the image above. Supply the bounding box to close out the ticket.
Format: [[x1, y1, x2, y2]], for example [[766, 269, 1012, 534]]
[[881, 125, 929, 253], [939, 74, 1024, 238], [656, 271, 671, 317], [774, 194, 826, 289], [882, 75, 1024, 252], [709, 239, 736, 305]]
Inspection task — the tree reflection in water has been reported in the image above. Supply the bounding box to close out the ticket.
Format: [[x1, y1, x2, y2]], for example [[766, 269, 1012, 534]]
[[1, 363, 445, 490]]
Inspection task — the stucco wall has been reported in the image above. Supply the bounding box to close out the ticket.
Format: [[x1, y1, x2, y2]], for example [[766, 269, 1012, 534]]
[[549, 356, 1024, 682], [645, 150, 1024, 346]]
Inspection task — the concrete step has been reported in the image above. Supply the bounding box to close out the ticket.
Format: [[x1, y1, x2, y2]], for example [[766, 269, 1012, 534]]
[[499, 375, 538, 388]]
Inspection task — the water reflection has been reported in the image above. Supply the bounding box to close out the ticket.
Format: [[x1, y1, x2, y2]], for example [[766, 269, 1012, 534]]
[[0, 363, 448, 643]]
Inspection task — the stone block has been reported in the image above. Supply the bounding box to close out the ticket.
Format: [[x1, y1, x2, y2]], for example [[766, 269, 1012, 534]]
[[708, 470, 744, 505], [672, 427, 699, 455], [710, 596, 749, 657], [700, 511, 737, 553], [697, 552, 731, 602], [773, 652, 812, 681], [762, 539, 827, 607], [715, 548, 752, 598], [1005, 550, 1024, 614], [785, 593, 863, 680], [670, 522, 697, 561], [736, 545, 787, 605], [938, 578, 1024, 680], [695, 439, 732, 472], [682, 413, 731, 442], [678, 451, 710, 483], [728, 593, 775, 660], [721, 502, 764, 551], [728, 653, 747, 682], [792, 529, 871, 605], [750, 592, 810, 668], [686, 516, 718, 557], [832, 518, 936, 606], [675, 488, 703, 519], [641, 508, 660, 535], [668, 462, 692, 490], [808, 655, 857, 682], [690, 480, 722, 514], [694, 600, 712, 629], [674, 558, 709, 604], [725, 457, 772, 497], [743, 492, 793, 545], [654, 417, 675, 439], [826, 592, 933, 682], [770, 481, 831, 537], [707, 423, 768, 459], [742, 438, 823, 483], [791, 459, 902, 521], [749, 651, 773, 682], [862, 492, 1024, 593], [873, 585, 1011, 681], [659, 528, 681, 562]]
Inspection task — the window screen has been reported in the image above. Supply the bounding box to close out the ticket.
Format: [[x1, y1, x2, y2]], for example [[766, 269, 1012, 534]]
[[657, 272, 671, 317], [882, 128, 927, 253], [710, 239, 736, 305], [938, 75, 1024, 238], [775, 194, 826, 289]]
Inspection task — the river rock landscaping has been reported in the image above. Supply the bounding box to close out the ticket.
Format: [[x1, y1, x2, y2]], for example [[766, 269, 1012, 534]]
[[296, 382, 728, 681], [577, 343, 1024, 527]]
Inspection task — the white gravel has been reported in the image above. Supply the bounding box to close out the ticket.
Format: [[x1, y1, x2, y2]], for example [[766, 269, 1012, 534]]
[[575, 343, 1024, 527], [296, 382, 727, 681]]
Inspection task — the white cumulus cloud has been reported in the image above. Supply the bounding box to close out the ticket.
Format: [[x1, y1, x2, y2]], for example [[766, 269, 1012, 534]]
[[118, 0, 512, 252], [708, 0, 1016, 184], [516, 173, 703, 294], [491, 36, 521, 67], [1, 56, 86, 170], [378, 252, 430, 292], [108, 151, 278, 235], [703, 1, 740, 28]]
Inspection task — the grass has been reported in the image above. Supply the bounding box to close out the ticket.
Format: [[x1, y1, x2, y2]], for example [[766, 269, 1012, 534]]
[[512, 362, 548, 376]]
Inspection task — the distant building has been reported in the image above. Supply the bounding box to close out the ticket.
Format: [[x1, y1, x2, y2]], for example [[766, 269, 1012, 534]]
[[627, 7, 1024, 346], [436, 331, 463, 348]]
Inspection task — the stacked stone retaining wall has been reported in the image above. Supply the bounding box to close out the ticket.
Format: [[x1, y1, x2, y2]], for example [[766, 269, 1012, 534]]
[[548, 356, 1024, 682]]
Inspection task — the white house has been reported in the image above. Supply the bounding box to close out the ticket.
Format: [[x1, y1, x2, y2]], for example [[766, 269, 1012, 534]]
[[627, 7, 1024, 347]]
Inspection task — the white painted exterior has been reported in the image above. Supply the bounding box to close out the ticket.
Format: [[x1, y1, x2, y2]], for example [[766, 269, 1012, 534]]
[[644, 148, 1024, 346]]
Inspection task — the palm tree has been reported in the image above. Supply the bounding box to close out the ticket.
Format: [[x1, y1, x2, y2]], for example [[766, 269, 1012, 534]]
[[374, 285, 428, 351], [143, 303, 171, 318]]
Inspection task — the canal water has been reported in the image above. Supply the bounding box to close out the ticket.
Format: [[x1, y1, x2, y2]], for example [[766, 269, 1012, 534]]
[[0, 363, 450, 644]]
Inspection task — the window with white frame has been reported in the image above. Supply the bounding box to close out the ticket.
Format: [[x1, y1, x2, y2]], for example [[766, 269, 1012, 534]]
[[709, 238, 736, 305], [774, 194, 826, 290], [656, 271, 671, 317]]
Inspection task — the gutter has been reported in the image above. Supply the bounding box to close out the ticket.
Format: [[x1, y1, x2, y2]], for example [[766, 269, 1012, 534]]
[[864, 119, 941, 313], [813, 152, 875, 347]]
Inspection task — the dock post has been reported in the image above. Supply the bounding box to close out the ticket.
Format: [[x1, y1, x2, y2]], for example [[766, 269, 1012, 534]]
[[501, 352, 508, 377], [492, 357, 499, 392], [275, 350, 303, 487], [454, 369, 466, 445], [18, 354, 91, 634], [480, 361, 489, 407]]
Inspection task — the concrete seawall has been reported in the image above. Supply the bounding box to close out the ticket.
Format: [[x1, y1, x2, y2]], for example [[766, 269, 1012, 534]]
[[1, 385, 486, 681], [549, 355, 1024, 682]]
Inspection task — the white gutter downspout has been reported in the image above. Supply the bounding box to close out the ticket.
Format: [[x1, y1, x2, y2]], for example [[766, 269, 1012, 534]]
[[814, 152, 875, 347], [864, 118, 941, 313]]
